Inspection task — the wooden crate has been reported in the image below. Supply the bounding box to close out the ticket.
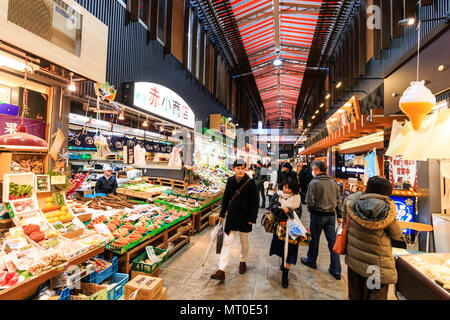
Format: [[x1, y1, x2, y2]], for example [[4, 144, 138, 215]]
[[124, 275, 163, 300], [209, 213, 220, 227], [131, 269, 160, 279]]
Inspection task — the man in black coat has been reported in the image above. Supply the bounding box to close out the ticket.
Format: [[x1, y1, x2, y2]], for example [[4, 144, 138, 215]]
[[277, 162, 297, 187], [211, 160, 259, 281], [298, 164, 313, 204]]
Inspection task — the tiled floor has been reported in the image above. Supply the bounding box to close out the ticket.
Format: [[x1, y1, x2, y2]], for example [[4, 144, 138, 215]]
[[160, 205, 397, 300]]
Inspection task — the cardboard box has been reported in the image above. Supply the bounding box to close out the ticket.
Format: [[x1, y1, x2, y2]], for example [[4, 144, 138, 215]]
[[209, 213, 220, 226], [131, 269, 160, 279], [124, 275, 163, 300], [154, 287, 167, 300], [0, 152, 12, 180]]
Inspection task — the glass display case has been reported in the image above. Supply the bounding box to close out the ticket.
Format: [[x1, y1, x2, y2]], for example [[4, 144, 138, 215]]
[[396, 253, 450, 300]]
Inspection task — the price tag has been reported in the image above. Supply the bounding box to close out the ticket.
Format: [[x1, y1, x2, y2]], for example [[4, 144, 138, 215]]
[[126, 213, 143, 221], [51, 175, 66, 185], [145, 246, 160, 264]]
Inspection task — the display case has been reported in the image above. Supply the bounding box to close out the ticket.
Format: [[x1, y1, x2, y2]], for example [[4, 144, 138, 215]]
[[396, 253, 450, 300]]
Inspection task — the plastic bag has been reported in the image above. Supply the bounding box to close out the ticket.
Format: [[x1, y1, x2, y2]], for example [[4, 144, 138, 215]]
[[216, 222, 224, 254], [287, 213, 307, 240], [199, 221, 223, 267]]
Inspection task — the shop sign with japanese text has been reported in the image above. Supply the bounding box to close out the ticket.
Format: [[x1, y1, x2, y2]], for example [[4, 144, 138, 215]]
[[133, 82, 195, 129], [325, 96, 361, 136]]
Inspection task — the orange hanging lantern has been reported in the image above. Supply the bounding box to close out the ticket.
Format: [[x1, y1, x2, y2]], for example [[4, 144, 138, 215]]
[[399, 80, 436, 130]]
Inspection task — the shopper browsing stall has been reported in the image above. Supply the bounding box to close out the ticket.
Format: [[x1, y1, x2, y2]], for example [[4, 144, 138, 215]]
[[343, 176, 403, 300], [95, 166, 118, 195], [210, 160, 259, 281], [268, 177, 302, 288]]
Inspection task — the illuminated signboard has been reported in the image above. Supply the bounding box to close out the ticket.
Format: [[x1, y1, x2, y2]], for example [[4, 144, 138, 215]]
[[326, 96, 361, 136], [134, 82, 195, 128], [390, 195, 416, 235]]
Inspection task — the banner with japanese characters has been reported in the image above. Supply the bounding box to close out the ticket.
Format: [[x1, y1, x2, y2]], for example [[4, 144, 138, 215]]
[[133, 82, 195, 129], [389, 156, 418, 189], [68, 129, 173, 153], [0, 114, 46, 139]]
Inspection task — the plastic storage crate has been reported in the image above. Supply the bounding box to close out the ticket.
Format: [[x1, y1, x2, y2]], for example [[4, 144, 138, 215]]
[[82, 256, 118, 284], [132, 248, 168, 275], [58, 287, 70, 300], [102, 273, 129, 300]]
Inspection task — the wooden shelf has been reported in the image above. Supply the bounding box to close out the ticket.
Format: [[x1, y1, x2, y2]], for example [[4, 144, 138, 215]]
[[0, 245, 105, 300]]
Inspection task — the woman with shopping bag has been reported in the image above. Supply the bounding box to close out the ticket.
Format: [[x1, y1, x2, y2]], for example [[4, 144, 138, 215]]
[[268, 177, 303, 288]]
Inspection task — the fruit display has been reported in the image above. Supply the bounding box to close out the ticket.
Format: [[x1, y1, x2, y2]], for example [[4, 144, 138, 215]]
[[8, 183, 33, 200], [0, 271, 24, 288], [44, 206, 74, 224]]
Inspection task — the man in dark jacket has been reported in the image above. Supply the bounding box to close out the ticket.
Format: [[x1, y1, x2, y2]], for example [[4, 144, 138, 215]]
[[277, 162, 297, 187], [298, 164, 313, 204], [94, 166, 118, 195], [211, 160, 259, 281], [300, 160, 343, 280], [254, 161, 267, 208]]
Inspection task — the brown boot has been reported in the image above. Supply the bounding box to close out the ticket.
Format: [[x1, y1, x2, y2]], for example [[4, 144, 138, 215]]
[[239, 262, 247, 274], [210, 270, 225, 280]]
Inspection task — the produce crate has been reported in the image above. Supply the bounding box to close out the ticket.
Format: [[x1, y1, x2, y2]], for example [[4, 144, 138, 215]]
[[70, 283, 108, 300], [58, 287, 71, 300], [51, 263, 96, 288], [82, 255, 118, 284], [103, 272, 129, 300], [132, 248, 168, 275]]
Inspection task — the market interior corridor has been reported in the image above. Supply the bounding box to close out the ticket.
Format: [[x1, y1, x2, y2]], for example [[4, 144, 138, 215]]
[[161, 206, 397, 300]]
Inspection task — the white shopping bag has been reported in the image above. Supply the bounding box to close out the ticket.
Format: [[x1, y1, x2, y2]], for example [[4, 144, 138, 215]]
[[199, 221, 223, 267], [284, 213, 307, 269]]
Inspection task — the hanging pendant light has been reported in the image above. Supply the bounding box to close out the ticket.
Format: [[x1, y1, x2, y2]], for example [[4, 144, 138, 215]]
[[399, 20, 436, 131], [0, 57, 48, 151], [399, 80, 436, 130]]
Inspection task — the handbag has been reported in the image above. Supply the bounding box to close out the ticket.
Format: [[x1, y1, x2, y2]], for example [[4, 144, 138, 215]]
[[333, 216, 351, 255], [261, 211, 276, 233]]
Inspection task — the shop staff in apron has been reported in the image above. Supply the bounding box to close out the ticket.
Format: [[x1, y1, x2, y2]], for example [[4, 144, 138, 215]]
[[210, 159, 259, 281], [95, 165, 118, 195]]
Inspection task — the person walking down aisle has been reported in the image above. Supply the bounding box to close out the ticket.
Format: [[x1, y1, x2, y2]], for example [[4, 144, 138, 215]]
[[255, 161, 268, 208], [268, 178, 302, 288], [300, 160, 343, 280], [265, 164, 278, 209], [344, 176, 403, 300], [298, 164, 313, 204], [211, 160, 259, 281], [277, 162, 297, 187]]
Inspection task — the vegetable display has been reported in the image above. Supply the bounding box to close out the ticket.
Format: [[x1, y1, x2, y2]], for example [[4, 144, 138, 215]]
[[9, 183, 33, 200]]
